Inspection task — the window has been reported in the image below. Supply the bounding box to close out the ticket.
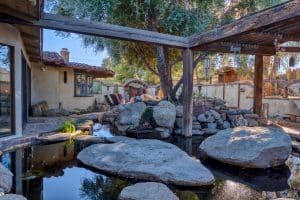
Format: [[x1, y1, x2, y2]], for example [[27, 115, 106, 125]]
[[0, 44, 14, 136], [74, 71, 93, 97], [63, 71, 67, 83]]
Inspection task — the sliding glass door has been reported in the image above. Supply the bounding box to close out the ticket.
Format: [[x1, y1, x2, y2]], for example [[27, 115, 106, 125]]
[[0, 44, 14, 136]]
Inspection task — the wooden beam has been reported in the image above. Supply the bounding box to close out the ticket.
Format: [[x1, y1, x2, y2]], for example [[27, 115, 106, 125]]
[[182, 48, 194, 137], [189, 1, 300, 48], [254, 55, 263, 117], [279, 46, 300, 53], [0, 4, 36, 21], [194, 42, 276, 55], [0, 13, 189, 48]]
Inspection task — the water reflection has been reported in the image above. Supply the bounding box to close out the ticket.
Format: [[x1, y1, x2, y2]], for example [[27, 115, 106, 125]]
[[0, 136, 297, 200]]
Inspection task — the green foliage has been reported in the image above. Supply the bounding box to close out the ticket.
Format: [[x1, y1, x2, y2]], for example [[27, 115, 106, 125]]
[[58, 120, 77, 133], [48, 0, 286, 85]]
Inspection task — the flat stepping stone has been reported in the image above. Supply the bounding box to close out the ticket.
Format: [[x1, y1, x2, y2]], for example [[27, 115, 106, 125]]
[[0, 164, 13, 193], [78, 139, 214, 186], [0, 194, 27, 200], [200, 127, 292, 168], [119, 182, 178, 200]]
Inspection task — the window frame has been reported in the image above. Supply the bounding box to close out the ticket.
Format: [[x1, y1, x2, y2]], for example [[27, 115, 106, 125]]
[[0, 43, 15, 137], [74, 70, 94, 97]]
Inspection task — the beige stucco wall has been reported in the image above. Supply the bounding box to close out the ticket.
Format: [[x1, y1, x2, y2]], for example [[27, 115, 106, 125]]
[[0, 23, 32, 136], [200, 82, 300, 117], [58, 68, 96, 110]]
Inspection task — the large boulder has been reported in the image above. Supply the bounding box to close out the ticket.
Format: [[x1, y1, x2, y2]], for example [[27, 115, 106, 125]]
[[119, 182, 179, 200], [0, 164, 13, 193], [153, 101, 176, 128], [115, 102, 146, 132], [199, 127, 292, 168], [78, 139, 214, 186]]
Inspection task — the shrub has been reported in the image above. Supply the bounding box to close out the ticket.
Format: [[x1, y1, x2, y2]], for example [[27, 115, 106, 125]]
[[58, 120, 76, 133]]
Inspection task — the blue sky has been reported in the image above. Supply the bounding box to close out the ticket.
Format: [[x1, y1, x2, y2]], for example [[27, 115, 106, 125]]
[[43, 29, 108, 66]]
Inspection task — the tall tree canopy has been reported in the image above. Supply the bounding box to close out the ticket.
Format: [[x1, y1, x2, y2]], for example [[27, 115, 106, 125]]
[[47, 0, 285, 100]]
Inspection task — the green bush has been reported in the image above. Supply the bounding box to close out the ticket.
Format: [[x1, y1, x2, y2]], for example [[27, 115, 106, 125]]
[[58, 120, 77, 133]]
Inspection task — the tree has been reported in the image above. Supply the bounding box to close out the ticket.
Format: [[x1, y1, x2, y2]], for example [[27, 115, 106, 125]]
[[48, 0, 285, 100], [48, 0, 216, 100]]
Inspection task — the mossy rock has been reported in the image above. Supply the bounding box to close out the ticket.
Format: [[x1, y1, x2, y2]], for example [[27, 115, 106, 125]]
[[176, 191, 200, 200]]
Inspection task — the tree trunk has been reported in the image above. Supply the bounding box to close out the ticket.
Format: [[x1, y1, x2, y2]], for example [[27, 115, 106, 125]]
[[156, 45, 173, 100]]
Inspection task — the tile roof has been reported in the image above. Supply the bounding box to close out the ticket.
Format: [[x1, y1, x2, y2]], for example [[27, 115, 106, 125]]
[[42, 51, 115, 78]]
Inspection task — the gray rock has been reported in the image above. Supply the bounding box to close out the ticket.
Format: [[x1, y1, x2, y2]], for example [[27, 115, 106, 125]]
[[203, 128, 220, 135], [174, 118, 183, 129], [197, 114, 207, 122], [153, 101, 176, 128], [205, 111, 215, 123], [207, 123, 217, 129], [285, 155, 300, 190], [246, 118, 259, 127], [200, 127, 292, 168], [174, 129, 182, 135], [175, 105, 183, 117], [105, 136, 136, 143], [78, 139, 214, 186], [0, 163, 13, 193], [0, 194, 27, 200], [210, 110, 221, 120], [192, 130, 204, 135], [119, 182, 179, 200], [154, 127, 171, 138], [115, 102, 146, 132], [223, 121, 231, 129]]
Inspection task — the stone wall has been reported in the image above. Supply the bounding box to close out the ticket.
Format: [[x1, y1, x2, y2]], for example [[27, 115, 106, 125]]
[[199, 82, 300, 117]]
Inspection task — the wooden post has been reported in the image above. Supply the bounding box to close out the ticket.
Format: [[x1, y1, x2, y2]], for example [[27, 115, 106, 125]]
[[254, 55, 263, 116], [182, 49, 193, 137]]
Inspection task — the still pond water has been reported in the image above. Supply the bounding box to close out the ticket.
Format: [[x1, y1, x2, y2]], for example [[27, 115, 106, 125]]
[[0, 124, 299, 200]]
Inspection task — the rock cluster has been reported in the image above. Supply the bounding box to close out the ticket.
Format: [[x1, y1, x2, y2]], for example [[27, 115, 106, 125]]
[[103, 101, 176, 139], [199, 126, 292, 168], [174, 104, 259, 136]]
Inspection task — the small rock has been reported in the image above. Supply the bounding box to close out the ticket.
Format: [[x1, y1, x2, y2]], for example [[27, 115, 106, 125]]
[[175, 105, 183, 117], [154, 127, 171, 138], [192, 130, 204, 135], [210, 110, 221, 120], [246, 118, 259, 127], [174, 118, 183, 129], [197, 114, 207, 122], [244, 113, 259, 119], [223, 121, 231, 129], [119, 182, 179, 200], [207, 123, 217, 129], [174, 129, 182, 135], [203, 128, 219, 135], [0, 194, 27, 200], [105, 136, 136, 143], [0, 163, 13, 193]]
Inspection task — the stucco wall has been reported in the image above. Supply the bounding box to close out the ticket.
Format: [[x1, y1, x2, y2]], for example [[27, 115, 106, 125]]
[[200, 82, 300, 117], [31, 63, 60, 109], [0, 23, 31, 136], [58, 68, 96, 110]]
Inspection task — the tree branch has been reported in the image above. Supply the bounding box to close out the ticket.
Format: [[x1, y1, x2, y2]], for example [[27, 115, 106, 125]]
[[171, 51, 208, 100], [133, 47, 160, 77]]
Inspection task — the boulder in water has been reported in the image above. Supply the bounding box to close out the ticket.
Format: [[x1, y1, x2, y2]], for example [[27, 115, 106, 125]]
[[199, 127, 292, 168]]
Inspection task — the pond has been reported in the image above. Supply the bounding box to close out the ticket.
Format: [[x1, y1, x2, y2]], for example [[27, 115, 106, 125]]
[[0, 124, 299, 200]]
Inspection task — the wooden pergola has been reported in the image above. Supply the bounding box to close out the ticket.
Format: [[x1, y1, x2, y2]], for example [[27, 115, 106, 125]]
[[0, 0, 299, 137]]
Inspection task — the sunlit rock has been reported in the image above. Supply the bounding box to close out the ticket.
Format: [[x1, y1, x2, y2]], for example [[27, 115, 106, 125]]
[[78, 139, 214, 186], [199, 127, 292, 168]]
